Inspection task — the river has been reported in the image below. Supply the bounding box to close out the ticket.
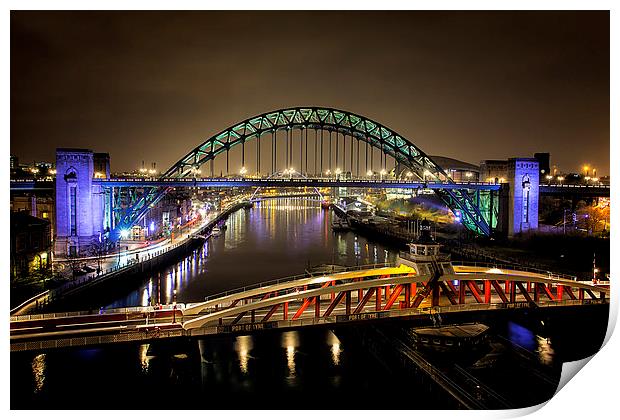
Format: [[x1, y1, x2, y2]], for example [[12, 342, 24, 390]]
[[10, 198, 608, 409]]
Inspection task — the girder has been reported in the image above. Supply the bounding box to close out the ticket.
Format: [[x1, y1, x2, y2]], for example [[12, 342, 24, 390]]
[[112, 107, 496, 238]]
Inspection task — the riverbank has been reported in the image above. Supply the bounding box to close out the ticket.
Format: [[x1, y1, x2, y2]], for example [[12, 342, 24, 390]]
[[331, 204, 609, 281], [12, 200, 253, 315]]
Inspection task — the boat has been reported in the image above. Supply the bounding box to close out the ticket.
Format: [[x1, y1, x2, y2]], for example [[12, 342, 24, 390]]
[[331, 218, 350, 231], [409, 323, 490, 354], [190, 234, 208, 241]]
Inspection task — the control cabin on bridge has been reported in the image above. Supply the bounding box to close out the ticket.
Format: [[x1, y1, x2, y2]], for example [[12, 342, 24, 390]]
[[398, 219, 454, 277]]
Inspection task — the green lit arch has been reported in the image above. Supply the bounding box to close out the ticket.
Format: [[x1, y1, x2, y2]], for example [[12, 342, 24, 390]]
[[163, 107, 449, 181], [114, 107, 492, 238]]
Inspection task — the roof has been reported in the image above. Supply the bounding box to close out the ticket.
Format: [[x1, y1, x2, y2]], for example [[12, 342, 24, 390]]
[[11, 211, 50, 229], [412, 323, 489, 338], [56, 148, 93, 154], [429, 155, 480, 172]]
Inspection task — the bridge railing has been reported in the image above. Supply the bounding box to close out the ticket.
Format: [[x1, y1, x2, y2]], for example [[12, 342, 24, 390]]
[[10, 302, 184, 323], [199, 262, 396, 303], [450, 260, 581, 282]]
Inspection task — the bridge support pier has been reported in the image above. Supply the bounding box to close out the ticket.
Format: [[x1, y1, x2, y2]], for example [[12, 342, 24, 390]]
[[54, 149, 108, 257]]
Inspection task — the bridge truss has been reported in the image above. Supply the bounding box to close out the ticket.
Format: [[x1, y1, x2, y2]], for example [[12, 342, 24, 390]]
[[181, 261, 608, 331], [110, 107, 496, 238], [10, 262, 608, 352]]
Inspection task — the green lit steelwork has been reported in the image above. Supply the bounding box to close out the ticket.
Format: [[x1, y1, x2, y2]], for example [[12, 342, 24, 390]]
[[114, 107, 493, 237]]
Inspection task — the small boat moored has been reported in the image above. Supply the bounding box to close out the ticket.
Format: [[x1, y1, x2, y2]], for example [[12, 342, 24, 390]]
[[331, 218, 350, 231]]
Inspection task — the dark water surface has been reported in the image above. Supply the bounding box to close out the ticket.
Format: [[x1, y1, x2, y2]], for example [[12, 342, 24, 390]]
[[106, 197, 400, 309], [10, 198, 609, 409]]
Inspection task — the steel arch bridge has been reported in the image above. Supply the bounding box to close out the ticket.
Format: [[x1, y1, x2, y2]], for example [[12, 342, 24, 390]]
[[112, 107, 496, 239]]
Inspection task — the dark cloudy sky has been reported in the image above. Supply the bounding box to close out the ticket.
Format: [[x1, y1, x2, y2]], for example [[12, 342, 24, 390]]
[[10, 11, 609, 175]]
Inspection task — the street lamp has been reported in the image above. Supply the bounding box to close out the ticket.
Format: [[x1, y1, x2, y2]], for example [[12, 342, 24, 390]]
[[240, 167, 247, 176], [557, 176, 565, 185], [366, 170, 373, 178], [406, 171, 413, 179], [583, 165, 590, 177], [380, 169, 387, 180]]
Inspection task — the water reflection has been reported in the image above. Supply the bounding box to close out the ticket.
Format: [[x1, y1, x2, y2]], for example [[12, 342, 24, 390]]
[[508, 321, 536, 351], [234, 335, 254, 374], [537, 335, 555, 366], [106, 198, 399, 309], [139, 344, 154, 374], [282, 331, 299, 378], [31, 353, 46, 393], [328, 331, 342, 366]]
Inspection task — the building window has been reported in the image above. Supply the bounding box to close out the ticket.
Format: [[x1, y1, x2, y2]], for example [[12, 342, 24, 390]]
[[70, 186, 77, 236]]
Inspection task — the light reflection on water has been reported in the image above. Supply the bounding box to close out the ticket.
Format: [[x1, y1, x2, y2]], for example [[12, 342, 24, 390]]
[[282, 331, 299, 379], [537, 335, 555, 366], [234, 335, 254, 374], [139, 344, 154, 373], [106, 197, 399, 309], [507, 321, 555, 365], [31, 353, 46, 393], [507, 321, 537, 352], [328, 331, 342, 366]]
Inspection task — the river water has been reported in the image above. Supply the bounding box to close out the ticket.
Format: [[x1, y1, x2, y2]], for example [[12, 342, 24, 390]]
[[10, 198, 608, 409], [105, 197, 400, 309]]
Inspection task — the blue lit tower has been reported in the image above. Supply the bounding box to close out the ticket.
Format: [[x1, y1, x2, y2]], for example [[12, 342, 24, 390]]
[[55, 149, 107, 257], [507, 158, 539, 235]]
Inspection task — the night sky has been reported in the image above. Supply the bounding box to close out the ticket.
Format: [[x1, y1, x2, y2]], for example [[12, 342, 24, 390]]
[[10, 11, 610, 175]]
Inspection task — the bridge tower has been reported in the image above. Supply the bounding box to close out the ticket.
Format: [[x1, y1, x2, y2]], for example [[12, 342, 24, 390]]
[[54, 149, 108, 257], [507, 158, 539, 236], [480, 157, 539, 236]]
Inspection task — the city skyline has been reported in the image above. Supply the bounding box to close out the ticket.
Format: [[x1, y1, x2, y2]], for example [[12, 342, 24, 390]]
[[11, 11, 610, 175]]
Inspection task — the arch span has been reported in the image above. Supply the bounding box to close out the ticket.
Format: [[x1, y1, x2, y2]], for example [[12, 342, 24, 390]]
[[112, 107, 492, 238]]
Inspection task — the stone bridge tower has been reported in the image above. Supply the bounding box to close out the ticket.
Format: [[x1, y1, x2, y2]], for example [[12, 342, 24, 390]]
[[55, 149, 108, 257], [480, 157, 539, 237]]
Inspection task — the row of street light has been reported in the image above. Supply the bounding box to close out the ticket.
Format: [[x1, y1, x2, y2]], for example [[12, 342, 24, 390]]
[[545, 174, 601, 184]]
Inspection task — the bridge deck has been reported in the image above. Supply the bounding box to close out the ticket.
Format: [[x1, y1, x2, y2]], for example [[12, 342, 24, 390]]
[[10, 263, 608, 352]]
